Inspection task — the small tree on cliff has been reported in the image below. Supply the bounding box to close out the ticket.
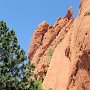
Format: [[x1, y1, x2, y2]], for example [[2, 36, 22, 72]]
[[0, 21, 43, 90]]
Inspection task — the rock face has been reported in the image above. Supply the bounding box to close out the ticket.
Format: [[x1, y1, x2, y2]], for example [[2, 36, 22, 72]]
[[28, 0, 90, 89], [28, 21, 49, 60]]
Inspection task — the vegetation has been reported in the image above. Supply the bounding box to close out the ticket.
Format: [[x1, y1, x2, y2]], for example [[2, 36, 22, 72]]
[[60, 38, 63, 42], [55, 38, 62, 48], [84, 10, 90, 16], [0, 21, 43, 90], [48, 49, 53, 57], [47, 49, 54, 66], [48, 88, 52, 90]]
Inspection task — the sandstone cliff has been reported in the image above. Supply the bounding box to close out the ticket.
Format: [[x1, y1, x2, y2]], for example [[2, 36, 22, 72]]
[[28, 0, 90, 90]]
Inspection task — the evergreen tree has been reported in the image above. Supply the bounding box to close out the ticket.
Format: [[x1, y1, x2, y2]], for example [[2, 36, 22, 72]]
[[0, 21, 43, 90]]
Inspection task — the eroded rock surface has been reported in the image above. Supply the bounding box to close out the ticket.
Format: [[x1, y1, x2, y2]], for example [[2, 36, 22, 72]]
[[28, 0, 90, 89], [28, 7, 74, 81]]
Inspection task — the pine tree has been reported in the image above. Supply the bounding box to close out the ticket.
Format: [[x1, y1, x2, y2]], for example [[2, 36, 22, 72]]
[[0, 21, 43, 90]]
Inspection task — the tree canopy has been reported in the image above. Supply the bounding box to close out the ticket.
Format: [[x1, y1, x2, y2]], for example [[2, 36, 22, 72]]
[[0, 21, 43, 90]]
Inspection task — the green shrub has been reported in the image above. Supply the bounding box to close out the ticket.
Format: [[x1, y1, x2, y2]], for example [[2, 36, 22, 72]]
[[34, 81, 44, 90], [48, 49, 53, 57]]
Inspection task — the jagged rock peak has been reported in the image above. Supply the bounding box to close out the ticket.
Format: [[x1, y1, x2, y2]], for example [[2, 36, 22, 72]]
[[28, 21, 49, 60], [65, 6, 73, 20], [28, 7, 74, 83], [28, 7, 74, 61]]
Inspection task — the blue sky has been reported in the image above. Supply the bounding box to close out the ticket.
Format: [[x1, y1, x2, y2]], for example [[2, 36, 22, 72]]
[[0, 0, 80, 55]]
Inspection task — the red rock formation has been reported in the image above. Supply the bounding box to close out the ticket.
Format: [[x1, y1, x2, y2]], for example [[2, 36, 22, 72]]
[[42, 0, 90, 90], [28, 21, 49, 60], [28, 6, 74, 81], [28, 0, 90, 89]]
